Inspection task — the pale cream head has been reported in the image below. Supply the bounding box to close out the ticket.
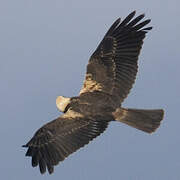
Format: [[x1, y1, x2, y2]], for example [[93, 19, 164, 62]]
[[56, 96, 71, 112]]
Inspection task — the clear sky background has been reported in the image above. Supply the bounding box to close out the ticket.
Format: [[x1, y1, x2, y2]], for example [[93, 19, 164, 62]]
[[0, 0, 179, 179]]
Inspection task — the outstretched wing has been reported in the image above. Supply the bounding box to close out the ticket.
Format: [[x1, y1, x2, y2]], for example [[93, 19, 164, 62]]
[[23, 111, 109, 174], [80, 11, 152, 103]]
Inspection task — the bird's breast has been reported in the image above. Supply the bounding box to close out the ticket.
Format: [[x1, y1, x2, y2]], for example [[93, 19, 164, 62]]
[[69, 96, 116, 117]]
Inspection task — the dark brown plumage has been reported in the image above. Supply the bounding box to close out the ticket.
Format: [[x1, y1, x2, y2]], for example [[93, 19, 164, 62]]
[[23, 11, 164, 174], [23, 114, 110, 174], [80, 11, 152, 103]]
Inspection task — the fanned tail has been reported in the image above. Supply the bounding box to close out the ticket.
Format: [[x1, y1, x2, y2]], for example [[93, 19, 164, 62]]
[[113, 108, 164, 133]]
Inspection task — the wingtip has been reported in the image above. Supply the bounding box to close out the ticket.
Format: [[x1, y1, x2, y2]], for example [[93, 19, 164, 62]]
[[48, 169, 54, 174], [131, 10, 136, 15], [117, 17, 121, 22], [146, 19, 151, 23], [140, 13, 145, 19], [129, 10, 136, 18], [142, 26, 153, 31], [114, 17, 121, 25]]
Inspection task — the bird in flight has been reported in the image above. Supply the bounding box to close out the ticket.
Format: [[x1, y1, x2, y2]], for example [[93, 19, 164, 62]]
[[23, 11, 164, 174]]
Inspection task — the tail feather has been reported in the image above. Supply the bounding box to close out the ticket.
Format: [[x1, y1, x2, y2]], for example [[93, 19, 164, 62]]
[[113, 108, 164, 133]]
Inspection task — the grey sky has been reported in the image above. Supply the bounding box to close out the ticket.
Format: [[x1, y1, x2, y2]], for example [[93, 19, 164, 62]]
[[0, 0, 179, 179]]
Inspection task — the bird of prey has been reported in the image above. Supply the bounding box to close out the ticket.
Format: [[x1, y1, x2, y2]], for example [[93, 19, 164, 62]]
[[23, 11, 164, 174]]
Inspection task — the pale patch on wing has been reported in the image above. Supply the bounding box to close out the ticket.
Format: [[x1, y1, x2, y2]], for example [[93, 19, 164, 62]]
[[79, 73, 103, 94]]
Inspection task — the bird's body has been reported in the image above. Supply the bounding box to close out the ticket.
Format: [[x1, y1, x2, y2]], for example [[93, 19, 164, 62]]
[[65, 92, 118, 115], [23, 11, 164, 174]]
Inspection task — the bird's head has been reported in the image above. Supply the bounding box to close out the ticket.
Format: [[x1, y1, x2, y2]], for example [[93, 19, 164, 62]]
[[56, 96, 71, 113]]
